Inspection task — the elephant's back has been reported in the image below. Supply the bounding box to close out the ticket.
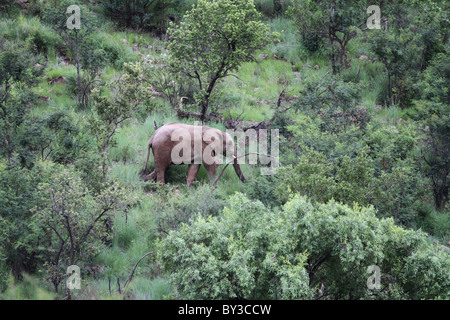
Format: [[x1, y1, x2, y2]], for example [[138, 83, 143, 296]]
[[151, 123, 189, 146], [151, 122, 215, 146]]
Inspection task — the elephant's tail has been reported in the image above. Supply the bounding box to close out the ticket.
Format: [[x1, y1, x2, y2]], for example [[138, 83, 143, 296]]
[[142, 137, 153, 176]]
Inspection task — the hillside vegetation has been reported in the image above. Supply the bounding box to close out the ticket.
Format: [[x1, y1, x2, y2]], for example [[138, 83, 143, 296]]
[[0, 0, 448, 300]]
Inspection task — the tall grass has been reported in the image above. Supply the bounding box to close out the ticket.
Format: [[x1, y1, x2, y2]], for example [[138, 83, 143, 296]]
[[0, 16, 61, 57], [131, 277, 170, 300], [266, 17, 304, 63]]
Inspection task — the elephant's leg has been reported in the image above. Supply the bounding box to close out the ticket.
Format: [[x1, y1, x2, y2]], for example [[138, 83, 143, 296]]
[[203, 163, 217, 182], [153, 159, 171, 184], [187, 164, 201, 187], [156, 166, 167, 184], [144, 170, 156, 182]]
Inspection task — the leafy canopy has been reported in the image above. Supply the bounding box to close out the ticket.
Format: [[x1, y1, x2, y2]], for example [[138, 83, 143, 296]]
[[167, 0, 269, 118]]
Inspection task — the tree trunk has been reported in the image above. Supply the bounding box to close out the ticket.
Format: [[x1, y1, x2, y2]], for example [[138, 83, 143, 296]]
[[386, 66, 392, 106], [200, 101, 208, 121], [74, 30, 83, 109], [200, 76, 219, 120], [340, 42, 351, 69], [434, 174, 448, 211], [329, 35, 339, 75]]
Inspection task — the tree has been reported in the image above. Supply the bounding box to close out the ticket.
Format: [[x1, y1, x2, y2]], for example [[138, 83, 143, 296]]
[[0, 40, 42, 165], [102, 0, 181, 33], [288, 0, 369, 74], [139, 53, 193, 111], [90, 61, 153, 181], [167, 0, 269, 120], [294, 75, 369, 133], [276, 116, 425, 226], [419, 104, 449, 211], [366, 0, 447, 106], [43, 2, 100, 108], [0, 163, 44, 281], [77, 37, 109, 107], [413, 51, 449, 210], [31, 164, 136, 294], [157, 193, 312, 299]]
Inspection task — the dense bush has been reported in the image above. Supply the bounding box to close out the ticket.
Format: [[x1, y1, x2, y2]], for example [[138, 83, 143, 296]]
[[152, 184, 225, 236], [30, 163, 136, 293], [101, 0, 188, 33], [157, 193, 311, 299], [158, 193, 450, 299], [0, 163, 47, 283], [294, 76, 370, 133], [277, 124, 425, 226]]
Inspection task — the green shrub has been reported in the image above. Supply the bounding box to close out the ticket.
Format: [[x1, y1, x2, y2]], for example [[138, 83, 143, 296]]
[[0, 17, 61, 56], [0, 163, 46, 280], [152, 183, 224, 236], [245, 174, 282, 208], [0, 275, 55, 300], [158, 193, 450, 299], [301, 33, 322, 53], [157, 193, 311, 299], [30, 163, 137, 292], [152, 184, 225, 236]]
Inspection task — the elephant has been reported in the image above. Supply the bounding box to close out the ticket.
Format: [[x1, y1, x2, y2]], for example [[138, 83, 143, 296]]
[[142, 122, 246, 187]]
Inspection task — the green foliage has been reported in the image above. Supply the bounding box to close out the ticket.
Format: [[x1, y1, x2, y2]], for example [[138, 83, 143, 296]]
[[301, 33, 323, 54], [138, 53, 194, 110], [90, 32, 138, 70], [295, 75, 370, 133], [414, 203, 449, 243], [101, 0, 184, 33], [159, 193, 450, 300], [0, 163, 47, 282], [366, 1, 447, 106], [254, 0, 293, 17], [30, 163, 137, 292], [278, 122, 425, 226], [276, 148, 335, 204], [167, 0, 270, 119], [42, 1, 101, 108], [401, 245, 450, 300], [0, 0, 448, 300], [288, 0, 368, 73], [157, 193, 311, 299], [245, 174, 282, 208], [410, 51, 449, 210], [90, 61, 154, 179], [152, 184, 225, 236], [0, 39, 43, 166]]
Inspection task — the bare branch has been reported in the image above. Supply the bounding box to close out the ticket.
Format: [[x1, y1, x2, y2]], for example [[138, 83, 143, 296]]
[[123, 252, 154, 294]]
